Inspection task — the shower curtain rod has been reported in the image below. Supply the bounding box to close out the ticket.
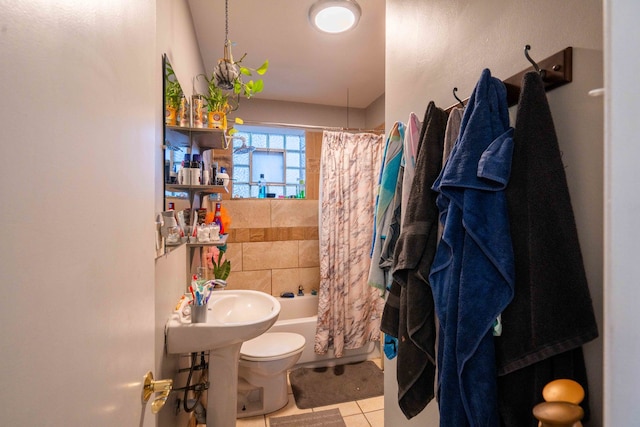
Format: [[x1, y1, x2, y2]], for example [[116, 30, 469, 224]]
[[241, 120, 385, 134]]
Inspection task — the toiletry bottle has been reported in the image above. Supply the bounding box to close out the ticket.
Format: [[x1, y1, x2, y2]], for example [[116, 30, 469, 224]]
[[211, 161, 218, 185], [258, 174, 267, 198], [214, 202, 225, 234], [298, 179, 305, 198], [191, 154, 201, 185]]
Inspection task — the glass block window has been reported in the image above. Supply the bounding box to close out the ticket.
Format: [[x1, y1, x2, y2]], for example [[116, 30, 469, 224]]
[[232, 125, 306, 198]]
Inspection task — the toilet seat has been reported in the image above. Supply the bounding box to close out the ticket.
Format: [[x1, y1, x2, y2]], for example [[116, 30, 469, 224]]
[[240, 332, 305, 362]]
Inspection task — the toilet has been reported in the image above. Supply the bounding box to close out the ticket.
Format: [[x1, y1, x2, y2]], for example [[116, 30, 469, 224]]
[[236, 332, 306, 418]]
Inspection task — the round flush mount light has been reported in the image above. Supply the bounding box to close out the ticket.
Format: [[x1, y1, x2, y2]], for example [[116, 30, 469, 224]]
[[309, 0, 362, 34]]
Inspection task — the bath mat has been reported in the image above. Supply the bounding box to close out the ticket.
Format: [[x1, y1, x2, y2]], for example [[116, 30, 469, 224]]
[[269, 408, 346, 427], [289, 361, 383, 409]]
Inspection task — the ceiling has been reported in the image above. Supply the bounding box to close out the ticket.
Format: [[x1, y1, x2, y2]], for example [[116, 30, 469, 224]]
[[187, 0, 385, 109]]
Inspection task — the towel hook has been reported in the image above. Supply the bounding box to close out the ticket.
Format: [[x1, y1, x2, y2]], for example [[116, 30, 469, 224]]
[[524, 45, 546, 80], [453, 87, 465, 109]]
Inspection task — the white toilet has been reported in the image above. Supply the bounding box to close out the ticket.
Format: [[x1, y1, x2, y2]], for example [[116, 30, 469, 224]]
[[236, 332, 306, 418]]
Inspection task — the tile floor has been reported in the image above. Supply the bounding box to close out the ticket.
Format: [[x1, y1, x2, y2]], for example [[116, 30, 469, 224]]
[[235, 358, 384, 427]]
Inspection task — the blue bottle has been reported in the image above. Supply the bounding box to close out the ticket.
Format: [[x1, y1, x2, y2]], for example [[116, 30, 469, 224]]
[[258, 174, 266, 198]]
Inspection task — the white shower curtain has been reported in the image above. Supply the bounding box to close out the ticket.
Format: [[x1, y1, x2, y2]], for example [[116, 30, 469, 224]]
[[315, 131, 385, 358]]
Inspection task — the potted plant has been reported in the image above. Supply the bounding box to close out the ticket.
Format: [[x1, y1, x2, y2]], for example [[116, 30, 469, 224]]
[[198, 73, 234, 130], [231, 53, 269, 100], [198, 48, 269, 131], [165, 62, 183, 126]]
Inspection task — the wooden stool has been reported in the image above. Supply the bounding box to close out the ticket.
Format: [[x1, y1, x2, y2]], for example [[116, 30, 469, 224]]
[[533, 379, 585, 427]]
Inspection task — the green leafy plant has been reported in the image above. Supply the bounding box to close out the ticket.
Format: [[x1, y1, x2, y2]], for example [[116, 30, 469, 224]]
[[199, 50, 269, 112], [165, 62, 183, 109], [209, 246, 231, 280], [198, 73, 232, 113], [233, 54, 269, 99]]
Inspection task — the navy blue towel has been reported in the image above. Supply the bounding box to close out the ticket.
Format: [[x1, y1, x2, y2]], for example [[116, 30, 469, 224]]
[[430, 68, 515, 427]]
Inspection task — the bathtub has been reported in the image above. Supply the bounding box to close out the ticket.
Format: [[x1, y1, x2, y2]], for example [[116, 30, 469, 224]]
[[267, 294, 379, 368]]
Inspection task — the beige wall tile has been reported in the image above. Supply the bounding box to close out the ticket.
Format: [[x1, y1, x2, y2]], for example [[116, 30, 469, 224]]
[[299, 240, 319, 268], [304, 227, 319, 240], [290, 227, 305, 240], [227, 270, 271, 294], [299, 267, 320, 292], [224, 200, 271, 228], [243, 241, 299, 270], [234, 228, 251, 243], [271, 269, 300, 296], [225, 242, 242, 272], [271, 200, 318, 227], [250, 228, 266, 242]]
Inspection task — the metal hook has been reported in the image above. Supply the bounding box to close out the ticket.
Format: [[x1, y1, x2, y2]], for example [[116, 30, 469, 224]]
[[524, 45, 546, 79], [453, 87, 465, 109]]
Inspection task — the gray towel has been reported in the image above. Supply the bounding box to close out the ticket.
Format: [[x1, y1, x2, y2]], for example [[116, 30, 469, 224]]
[[496, 71, 599, 426], [380, 101, 448, 419]]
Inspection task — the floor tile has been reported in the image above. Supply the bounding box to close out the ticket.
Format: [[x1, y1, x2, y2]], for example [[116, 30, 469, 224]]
[[236, 415, 266, 427], [371, 357, 383, 370], [265, 397, 312, 425], [356, 395, 384, 413], [312, 400, 362, 417], [343, 413, 371, 427], [364, 409, 384, 427]]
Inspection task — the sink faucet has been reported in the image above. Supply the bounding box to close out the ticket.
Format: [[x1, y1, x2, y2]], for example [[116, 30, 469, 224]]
[[211, 279, 227, 289], [298, 285, 304, 296]]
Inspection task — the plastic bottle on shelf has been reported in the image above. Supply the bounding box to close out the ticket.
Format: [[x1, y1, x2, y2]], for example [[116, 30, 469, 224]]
[[214, 202, 224, 234], [297, 179, 305, 199], [258, 174, 267, 198]]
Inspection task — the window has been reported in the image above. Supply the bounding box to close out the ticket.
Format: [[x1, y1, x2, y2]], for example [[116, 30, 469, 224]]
[[232, 125, 306, 198]]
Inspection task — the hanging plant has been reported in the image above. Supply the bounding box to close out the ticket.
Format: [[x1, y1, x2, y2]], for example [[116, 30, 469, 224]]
[[233, 53, 269, 99]]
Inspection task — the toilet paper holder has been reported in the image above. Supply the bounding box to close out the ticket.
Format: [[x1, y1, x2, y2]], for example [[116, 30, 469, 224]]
[[142, 371, 173, 414]]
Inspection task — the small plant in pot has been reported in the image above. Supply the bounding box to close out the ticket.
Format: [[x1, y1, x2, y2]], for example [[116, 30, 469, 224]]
[[198, 74, 236, 130], [165, 63, 183, 126]]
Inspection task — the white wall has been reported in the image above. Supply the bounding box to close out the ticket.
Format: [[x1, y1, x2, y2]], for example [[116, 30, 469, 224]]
[[385, 0, 604, 425], [155, 1, 207, 426], [235, 97, 370, 130], [0, 0, 157, 425], [365, 93, 385, 129]]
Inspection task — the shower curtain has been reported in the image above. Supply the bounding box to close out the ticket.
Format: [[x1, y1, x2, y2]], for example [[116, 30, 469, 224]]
[[315, 131, 385, 358]]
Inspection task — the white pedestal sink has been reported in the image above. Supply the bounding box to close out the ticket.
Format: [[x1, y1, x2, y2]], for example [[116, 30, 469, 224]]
[[165, 290, 281, 427]]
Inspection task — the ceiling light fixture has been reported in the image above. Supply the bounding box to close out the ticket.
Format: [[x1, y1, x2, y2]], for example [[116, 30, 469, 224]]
[[309, 0, 362, 34]]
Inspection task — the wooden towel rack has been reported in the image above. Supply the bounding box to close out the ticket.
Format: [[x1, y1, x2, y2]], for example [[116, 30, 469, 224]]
[[446, 45, 573, 111]]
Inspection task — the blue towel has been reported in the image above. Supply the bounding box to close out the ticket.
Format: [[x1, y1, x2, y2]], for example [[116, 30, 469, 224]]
[[368, 122, 405, 293], [429, 69, 515, 427]]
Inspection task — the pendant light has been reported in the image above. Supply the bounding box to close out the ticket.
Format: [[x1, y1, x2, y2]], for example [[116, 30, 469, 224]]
[[213, 0, 239, 89], [309, 0, 362, 34]]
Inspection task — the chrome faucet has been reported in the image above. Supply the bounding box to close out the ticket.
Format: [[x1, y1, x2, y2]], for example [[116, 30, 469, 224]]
[[211, 279, 228, 289]]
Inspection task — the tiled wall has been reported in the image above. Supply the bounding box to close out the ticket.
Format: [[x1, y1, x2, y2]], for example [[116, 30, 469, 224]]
[[200, 130, 323, 296], [210, 199, 320, 296]]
